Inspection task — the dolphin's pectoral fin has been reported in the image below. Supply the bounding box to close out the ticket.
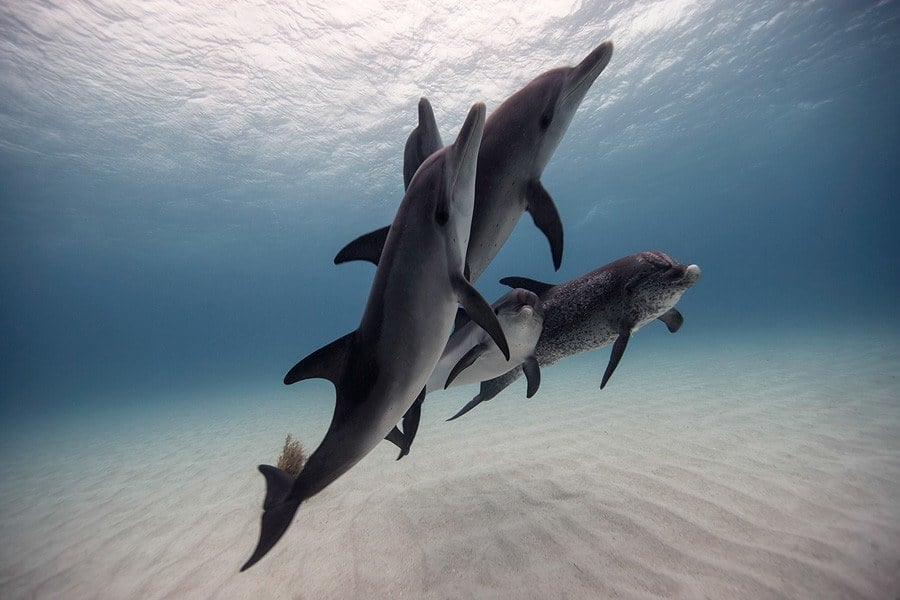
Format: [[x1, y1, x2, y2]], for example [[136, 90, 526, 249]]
[[658, 308, 684, 333], [446, 396, 484, 421], [334, 226, 390, 266], [601, 330, 631, 389], [284, 331, 354, 386], [522, 356, 541, 398], [452, 306, 471, 333], [384, 426, 406, 451], [498, 276, 555, 297], [453, 275, 510, 360], [445, 343, 488, 388], [396, 387, 426, 460], [447, 368, 521, 421], [241, 465, 302, 572], [526, 180, 564, 271]]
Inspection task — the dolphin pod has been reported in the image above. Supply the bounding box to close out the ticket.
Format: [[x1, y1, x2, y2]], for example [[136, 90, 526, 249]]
[[244, 40, 703, 570]]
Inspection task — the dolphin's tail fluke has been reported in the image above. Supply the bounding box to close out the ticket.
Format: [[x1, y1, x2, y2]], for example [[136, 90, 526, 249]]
[[240, 465, 302, 572]]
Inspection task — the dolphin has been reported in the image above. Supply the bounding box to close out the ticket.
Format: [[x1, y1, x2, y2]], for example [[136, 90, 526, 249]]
[[448, 251, 701, 420], [334, 41, 615, 281], [241, 103, 509, 571], [385, 288, 545, 458]]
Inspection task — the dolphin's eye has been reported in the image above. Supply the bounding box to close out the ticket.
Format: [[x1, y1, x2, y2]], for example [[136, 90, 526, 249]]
[[494, 307, 500, 315], [539, 110, 553, 130], [435, 208, 449, 226]]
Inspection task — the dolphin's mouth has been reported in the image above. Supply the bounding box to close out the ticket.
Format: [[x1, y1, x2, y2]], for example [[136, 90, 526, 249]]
[[683, 264, 702, 283], [663, 263, 702, 285], [449, 102, 486, 192], [561, 41, 614, 106], [639, 251, 701, 287], [498, 289, 543, 318]]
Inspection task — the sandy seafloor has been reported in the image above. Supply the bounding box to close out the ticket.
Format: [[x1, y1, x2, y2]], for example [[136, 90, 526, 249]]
[[1, 325, 899, 599]]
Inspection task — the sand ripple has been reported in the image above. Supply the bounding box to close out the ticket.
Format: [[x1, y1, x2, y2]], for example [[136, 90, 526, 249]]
[[1, 331, 899, 598]]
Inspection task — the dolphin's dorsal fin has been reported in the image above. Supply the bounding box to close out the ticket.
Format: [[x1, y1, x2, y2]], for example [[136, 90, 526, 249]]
[[498, 276, 555, 297], [334, 226, 389, 266], [657, 308, 684, 333], [445, 342, 489, 388], [283, 331, 354, 386], [522, 356, 541, 398], [600, 329, 631, 389], [525, 180, 564, 271], [403, 97, 444, 189]]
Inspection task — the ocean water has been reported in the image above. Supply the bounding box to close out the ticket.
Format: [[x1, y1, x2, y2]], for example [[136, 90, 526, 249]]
[[1, 1, 899, 597]]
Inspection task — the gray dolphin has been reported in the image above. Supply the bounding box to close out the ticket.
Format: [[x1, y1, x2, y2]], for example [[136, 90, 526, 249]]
[[448, 251, 701, 420], [385, 288, 544, 458], [334, 41, 615, 280], [241, 103, 509, 571]]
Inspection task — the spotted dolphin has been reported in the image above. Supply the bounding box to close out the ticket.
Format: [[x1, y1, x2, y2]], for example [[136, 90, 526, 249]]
[[241, 103, 508, 570], [334, 41, 615, 280], [448, 251, 701, 420]]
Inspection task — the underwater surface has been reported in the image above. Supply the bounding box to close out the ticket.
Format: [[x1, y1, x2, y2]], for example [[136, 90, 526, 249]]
[[1, 1, 899, 598]]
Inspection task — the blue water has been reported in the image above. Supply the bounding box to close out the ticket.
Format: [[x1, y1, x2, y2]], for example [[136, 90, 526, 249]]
[[1, 0, 898, 424]]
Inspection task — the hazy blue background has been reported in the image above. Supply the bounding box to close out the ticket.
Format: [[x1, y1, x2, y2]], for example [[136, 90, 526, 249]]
[[1, 0, 898, 421]]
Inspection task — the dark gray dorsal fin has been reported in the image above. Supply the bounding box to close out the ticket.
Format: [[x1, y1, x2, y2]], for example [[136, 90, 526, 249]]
[[657, 308, 684, 333], [601, 330, 631, 389], [284, 331, 354, 386], [445, 342, 489, 389], [334, 226, 389, 266], [525, 180, 564, 271], [522, 356, 541, 398], [453, 275, 510, 361], [499, 276, 555, 297], [403, 97, 444, 189]]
